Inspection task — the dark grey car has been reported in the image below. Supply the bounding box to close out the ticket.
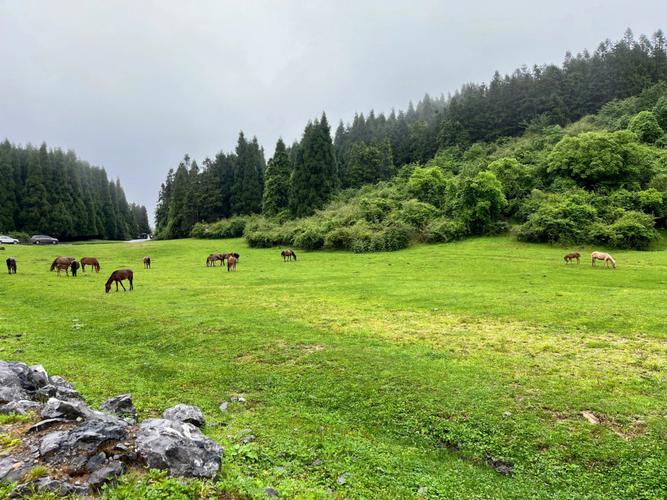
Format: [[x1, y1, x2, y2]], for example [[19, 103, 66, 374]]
[[30, 234, 59, 244]]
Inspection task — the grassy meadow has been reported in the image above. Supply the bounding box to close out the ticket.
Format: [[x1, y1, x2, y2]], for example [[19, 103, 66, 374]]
[[1, 237, 666, 498]]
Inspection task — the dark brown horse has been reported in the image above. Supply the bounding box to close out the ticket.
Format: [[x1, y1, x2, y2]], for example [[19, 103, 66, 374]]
[[6, 258, 16, 274], [105, 269, 134, 293], [50, 256, 76, 276], [564, 252, 580, 264], [70, 260, 80, 277], [206, 253, 225, 267], [227, 255, 237, 272], [80, 257, 100, 272], [281, 249, 297, 261], [143, 256, 151, 269]]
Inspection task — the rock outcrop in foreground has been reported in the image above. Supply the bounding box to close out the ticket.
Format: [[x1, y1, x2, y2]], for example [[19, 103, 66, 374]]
[[0, 361, 223, 497]]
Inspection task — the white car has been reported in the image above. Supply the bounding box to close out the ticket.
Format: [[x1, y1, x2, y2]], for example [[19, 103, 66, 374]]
[[0, 235, 19, 244]]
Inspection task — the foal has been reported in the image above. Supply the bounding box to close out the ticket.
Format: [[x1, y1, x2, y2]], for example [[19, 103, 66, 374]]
[[143, 256, 151, 269], [564, 252, 580, 264], [227, 255, 237, 272]]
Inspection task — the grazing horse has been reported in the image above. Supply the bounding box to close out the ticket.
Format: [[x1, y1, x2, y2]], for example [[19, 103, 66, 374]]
[[206, 253, 225, 267], [6, 258, 16, 274], [80, 257, 100, 273], [143, 256, 151, 269], [281, 249, 297, 261], [105, 269, 134, 293], [227, 255, 237, 272], [591, 251, 616, 269], [70, 260, 80, 277], [50, 256, 76, 276], [564, 252, 580, 264]]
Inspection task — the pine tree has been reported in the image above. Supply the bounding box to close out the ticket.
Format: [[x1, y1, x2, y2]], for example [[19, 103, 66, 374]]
[[289, 113, 339, 218], [262, 138, 291, 216], [231, 132, 264, 215]]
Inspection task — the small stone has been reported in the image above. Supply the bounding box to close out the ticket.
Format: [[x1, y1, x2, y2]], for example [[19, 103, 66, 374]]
[[418, 486, 428, 496], [230, 395, 246, 403], [86, 452, 107, 473], [265, 487, 280, 497], [337, 474, 347, 485], [219, 401, 229, 412], [87, 460, 125, 490], [311, 458, 322, 466], [502, 411, 512, 418], [162, 404, 205, 427], [101, 394, 137, 421], [241, 434, 256, 444], [41, 398, 90, 420]]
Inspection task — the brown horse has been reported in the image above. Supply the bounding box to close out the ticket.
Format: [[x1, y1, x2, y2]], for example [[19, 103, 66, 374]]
[[105, 269, 134, 293], [591, 251, 616, 269], [281, 249, 297, 261], [6, 258, 16, 274], [227, 255, 237, 272], [50, 256, 76, 276], [80, 257, 100, 273], [206, 253, 225, 267], [564, 252, 580, 264], [143, 256, 151, 269]]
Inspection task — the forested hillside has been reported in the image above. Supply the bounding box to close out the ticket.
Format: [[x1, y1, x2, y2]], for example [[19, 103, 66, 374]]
[[157, 29, 667, 246], [0, 141, 150, 241]]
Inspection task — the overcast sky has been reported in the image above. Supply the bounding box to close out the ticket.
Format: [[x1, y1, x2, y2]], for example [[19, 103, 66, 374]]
[[1, 0, 666, 221]]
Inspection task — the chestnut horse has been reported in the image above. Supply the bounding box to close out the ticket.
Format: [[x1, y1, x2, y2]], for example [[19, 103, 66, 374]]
[[143, 256, 151, 269], [227, 255, 237, 272], [206, 253, 225, 267], [564, 252, 580, 264], [591, 251, 616, 269], [6, 257, 16, 274], [281, 249, 297, 261], [105, 269, 134, 293], [50, 256, 76, 276], [80, 257, 100, 273]]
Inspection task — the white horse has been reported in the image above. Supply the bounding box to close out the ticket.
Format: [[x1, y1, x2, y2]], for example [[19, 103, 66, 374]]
[[591, 251, 616, 269]]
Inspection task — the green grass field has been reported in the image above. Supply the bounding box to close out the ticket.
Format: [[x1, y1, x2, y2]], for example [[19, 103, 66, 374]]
[[1, 237, 666, 498]]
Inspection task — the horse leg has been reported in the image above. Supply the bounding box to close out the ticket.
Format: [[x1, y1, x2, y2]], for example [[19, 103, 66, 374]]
[[119, 280, 126, 291], [129, 277, 133, 291]]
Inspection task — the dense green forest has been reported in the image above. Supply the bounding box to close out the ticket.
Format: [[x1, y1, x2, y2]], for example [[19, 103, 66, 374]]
[[0, 141, 150, 241], [157, 29, 667, 249]]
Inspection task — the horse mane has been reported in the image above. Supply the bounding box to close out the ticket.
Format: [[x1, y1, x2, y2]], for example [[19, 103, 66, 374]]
[[50, 258, 58, 271]]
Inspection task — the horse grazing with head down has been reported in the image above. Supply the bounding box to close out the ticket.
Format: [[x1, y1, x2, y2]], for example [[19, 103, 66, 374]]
[[143, 256, 151, 269], [105, 269, 134, 293], [6, 258, 16, 274], [227, 255, 237, 272], [591, 251, 616, 269], [80, 257, 100, 273], [206, 253, 225, 267], [281, 249, 297, 261], [70, 260, 80, 277], [50, 256, 76, 276], [564, 252, 580, 264]]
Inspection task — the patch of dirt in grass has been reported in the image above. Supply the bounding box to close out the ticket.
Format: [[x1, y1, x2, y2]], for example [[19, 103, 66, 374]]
[[235, 342, 325, 366]]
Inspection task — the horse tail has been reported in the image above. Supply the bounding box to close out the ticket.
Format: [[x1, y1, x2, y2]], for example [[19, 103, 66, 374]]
[[50, 258, 57, 271], [292, 251, 296, 260]]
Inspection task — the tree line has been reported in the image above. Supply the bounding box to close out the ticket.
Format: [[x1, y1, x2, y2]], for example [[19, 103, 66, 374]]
[[0, 140, 150, 240], [155, 29, 667, 239]]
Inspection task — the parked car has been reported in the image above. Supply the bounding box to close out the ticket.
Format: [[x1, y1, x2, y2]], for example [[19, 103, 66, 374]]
[[0, 235, 19, 244], [30, 234, 59, 244]]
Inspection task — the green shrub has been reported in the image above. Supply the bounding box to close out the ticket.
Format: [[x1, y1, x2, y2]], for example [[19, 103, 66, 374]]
[[607, 210, 659, 249], [395, 199, 438, 229], [424, 218, 466, 243], [406, 167, 450, 208], [292, 226, 325, 250], [629, 111, 664, 143], [191, 216, 249, 239], [378, 222, 413, 251]]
